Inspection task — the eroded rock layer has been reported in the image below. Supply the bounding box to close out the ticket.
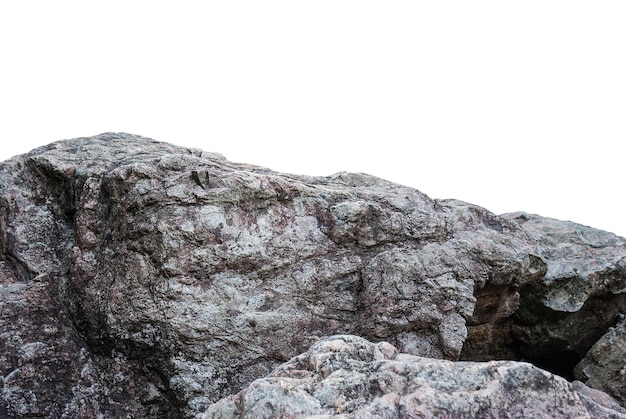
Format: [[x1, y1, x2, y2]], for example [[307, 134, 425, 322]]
[[0, 133, 624, 417]]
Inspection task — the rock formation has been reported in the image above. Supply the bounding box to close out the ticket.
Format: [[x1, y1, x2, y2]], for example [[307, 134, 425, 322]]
[[204, 335, 626, 418], [575, 316, 626, 406], [0, 133, 624, 418]]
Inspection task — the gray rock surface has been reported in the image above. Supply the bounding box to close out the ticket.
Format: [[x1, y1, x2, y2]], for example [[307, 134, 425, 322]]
[[575, 316, 626, 405], [202, 334, 626, 418], [502, 212, 626, 379], [0, 133, 624, 417]]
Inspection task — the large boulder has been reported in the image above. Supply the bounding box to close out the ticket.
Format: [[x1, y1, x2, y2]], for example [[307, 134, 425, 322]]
[[0, 133, 624, 417], [203, 334, 626, 418]]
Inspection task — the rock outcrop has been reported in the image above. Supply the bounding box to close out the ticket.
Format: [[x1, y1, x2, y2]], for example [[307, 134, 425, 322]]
[[0, 133, 624, 418]]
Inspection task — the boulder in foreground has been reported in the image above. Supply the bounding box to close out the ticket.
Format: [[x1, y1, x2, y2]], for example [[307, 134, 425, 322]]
[[203, 335, 626, 418]]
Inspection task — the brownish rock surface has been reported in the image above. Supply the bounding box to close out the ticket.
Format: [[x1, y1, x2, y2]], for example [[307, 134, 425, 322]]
[[0, 133, 624, 417]]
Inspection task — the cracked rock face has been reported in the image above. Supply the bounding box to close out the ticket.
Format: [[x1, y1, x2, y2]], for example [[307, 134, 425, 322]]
[[1, 133, 625, 418]]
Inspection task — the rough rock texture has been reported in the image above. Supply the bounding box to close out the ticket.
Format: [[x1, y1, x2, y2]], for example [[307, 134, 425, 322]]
[[575, 316, 626, 405], [203, 335, 626, 418], [0, 133, 624, 418], [502, 213, 626, 378]]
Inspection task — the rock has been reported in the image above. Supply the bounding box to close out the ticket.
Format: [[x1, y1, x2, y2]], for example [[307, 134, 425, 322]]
[[501, 212, 626, 379], [0, 133, 624, 417], [575, 316, 626, 405], [0, 136, 185, 418], [573, 380, 626, 419], [202, 335, 626, 418]]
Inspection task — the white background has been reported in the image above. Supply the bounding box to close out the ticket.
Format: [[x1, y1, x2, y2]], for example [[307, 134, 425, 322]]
[[1, 2, 624, 237]]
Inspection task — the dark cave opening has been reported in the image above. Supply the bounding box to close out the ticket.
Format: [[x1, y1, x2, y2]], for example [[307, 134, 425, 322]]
[[522, 350, 582, 382], [461, 322, 585, 383]]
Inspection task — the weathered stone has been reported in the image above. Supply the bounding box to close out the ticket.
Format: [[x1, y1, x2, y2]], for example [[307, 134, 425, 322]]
[[573, 380, 626, 418], [575, 316, 626, 405], [502, 212, 626, 379], [202, 335, 626, 418], [0, 133, 624, 417]]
